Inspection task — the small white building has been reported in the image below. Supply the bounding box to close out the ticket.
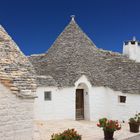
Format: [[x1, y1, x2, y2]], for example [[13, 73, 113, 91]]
[[0, 25, 37, 140], [29, 17, 140, 122]]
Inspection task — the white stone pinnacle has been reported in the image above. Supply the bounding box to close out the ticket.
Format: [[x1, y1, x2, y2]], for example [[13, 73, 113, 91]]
[[133, 36, 136, 41], [71, 15, 75, 21]]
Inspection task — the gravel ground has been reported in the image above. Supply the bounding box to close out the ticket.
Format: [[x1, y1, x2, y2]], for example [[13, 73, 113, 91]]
[[34, 120, 140, 140]]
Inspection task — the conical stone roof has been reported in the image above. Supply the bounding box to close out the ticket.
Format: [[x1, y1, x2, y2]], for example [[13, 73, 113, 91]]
[[29, 18, 140, 94], [0, 25, 36, 96]]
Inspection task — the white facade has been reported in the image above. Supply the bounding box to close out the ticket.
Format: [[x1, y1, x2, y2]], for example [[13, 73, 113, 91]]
[[0, 83, 34, 140], [123, 38, 140, 62], [34, 75, 140, 122], [34, 87, 75, 120], [89, 87, 140, 121]]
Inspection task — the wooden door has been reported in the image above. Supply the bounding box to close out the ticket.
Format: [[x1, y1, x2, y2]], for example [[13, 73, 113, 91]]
[[76, 89, 84, 120]]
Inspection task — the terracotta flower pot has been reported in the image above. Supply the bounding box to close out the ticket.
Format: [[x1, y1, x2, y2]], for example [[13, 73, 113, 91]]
[[103, 130, 114, 140], [129, 123, 139, 133]]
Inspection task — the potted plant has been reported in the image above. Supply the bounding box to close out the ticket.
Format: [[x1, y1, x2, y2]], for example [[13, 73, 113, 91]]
[[97, 118, 121, 140], [129, 113, 140, 133], [51, 128, 82, 140]]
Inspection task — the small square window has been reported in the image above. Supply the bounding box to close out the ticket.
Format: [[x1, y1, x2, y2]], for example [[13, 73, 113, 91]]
[[119, 96, 126, 103], [131, 41, 135, 45], [44, 91, 51, 101]]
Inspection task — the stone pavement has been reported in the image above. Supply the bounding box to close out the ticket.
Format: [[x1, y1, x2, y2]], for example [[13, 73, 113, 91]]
[[126, 134, 140, 140], [34, 120, 140, 140]]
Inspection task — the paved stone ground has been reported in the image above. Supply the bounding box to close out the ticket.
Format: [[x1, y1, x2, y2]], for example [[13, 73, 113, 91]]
[[126, 134, 140, 140], [34, 120, 140, 140]]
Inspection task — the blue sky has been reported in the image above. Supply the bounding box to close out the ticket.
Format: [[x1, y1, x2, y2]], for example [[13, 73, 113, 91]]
[[0, 0, 140, 55]]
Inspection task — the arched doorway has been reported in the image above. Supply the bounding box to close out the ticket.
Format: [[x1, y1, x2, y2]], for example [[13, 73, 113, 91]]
[[75, 83, 89, 120]]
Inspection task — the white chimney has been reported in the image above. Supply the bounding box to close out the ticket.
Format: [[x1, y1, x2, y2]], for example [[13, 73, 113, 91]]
[[123, 37, 140, 62]]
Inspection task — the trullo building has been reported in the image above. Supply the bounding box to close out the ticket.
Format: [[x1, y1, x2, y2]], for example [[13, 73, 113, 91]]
[[29, 17, 140, 122], [0, 25, 36, 140]]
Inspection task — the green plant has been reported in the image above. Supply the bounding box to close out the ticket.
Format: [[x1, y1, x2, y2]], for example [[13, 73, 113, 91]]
[[51, 129, 81, 140], [129, 113, 140, 124], [97, 118, 121, 132]]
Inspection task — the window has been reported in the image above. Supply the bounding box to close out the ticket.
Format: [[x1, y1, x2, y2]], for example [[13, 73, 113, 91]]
[[118, 96, 126, 103], [131, 41, 135, 45], [44, 91, 52, 101]]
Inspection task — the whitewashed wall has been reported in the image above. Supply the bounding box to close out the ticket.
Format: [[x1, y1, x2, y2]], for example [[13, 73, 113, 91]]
[[35, 75, 140, 122], [34, 86, 91, 121], [89, 86, 140, 122], [34, 87, 75, 120], [0, 83, 34, 140], [34, 75, 92, 121]]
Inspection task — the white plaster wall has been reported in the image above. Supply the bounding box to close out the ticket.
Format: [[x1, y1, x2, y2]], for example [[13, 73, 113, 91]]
[[83, 89, 90, 120], [34, 86, 91, 121], [34, 87, 75, 120], [0, 83, 34, 140], [34, 75, 92, 121], [89, 87, 110, 121], [89, 86, 140, 122], [35, 75, 140, 122], [123, 42, 140, 62]]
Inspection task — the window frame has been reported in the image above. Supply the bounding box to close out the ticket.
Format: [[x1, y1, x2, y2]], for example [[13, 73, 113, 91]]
[[44, 91, 52, 101], [118, 95, 126, 104]]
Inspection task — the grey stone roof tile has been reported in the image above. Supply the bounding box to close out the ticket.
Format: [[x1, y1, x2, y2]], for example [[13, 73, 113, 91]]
[[0, 25, 37, 95], [29, 19, 140, 94]]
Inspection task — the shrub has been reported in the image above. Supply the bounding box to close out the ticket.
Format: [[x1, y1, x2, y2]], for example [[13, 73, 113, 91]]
[[51, 129, 82, 140]]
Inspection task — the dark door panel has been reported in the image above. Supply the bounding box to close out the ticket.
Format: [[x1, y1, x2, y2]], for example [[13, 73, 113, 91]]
[[76, 89, 84, 120]]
